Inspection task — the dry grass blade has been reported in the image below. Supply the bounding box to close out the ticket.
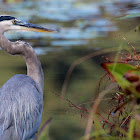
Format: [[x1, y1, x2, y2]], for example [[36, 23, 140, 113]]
[[84, 86, 116, 140], [61, 48, 118, 97]]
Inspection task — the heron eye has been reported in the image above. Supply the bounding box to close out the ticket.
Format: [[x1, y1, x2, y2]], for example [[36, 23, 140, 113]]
[[12, 19, 17, 24]]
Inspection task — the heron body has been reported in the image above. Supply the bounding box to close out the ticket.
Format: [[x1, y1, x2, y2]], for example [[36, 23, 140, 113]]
[[0, 15, 54, 140]]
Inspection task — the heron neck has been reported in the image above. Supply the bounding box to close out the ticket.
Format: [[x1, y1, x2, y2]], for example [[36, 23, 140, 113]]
[[24, 48, 44, 95], [0, 33, 44, 95]]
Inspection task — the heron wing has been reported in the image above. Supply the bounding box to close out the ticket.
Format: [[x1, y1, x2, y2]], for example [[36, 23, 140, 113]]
[[0, 74, 43, 140]]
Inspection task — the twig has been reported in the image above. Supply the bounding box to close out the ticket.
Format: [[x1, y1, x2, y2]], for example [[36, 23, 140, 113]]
[[77, 98, 112, 107], [116, 34, 136, 55], [35, 118, 52, 140]]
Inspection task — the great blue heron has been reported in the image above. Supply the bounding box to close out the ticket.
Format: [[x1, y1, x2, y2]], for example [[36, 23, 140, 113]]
[[0, 15, 54, 140]]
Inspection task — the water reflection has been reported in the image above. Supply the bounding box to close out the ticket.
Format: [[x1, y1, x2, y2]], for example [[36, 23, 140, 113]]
[[1, 0, 139, 53]]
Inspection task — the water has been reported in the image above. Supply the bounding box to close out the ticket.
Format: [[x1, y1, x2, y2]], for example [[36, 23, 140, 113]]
[[0, 0, 140, 139]]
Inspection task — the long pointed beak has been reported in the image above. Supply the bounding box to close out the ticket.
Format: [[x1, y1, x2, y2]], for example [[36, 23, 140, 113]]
[[15, 21, 55, 33]]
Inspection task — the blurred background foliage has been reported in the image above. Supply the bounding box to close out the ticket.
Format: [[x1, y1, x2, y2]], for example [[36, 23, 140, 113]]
[[0, 0, 140, 139]]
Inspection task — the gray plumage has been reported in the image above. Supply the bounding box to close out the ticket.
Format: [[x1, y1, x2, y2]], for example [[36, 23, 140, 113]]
[[0, 75, 42, 140], [0, 15, 54, 140]]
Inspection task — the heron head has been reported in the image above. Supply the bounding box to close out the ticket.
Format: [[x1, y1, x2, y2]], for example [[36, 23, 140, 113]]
[[0, 15, 55, 33]]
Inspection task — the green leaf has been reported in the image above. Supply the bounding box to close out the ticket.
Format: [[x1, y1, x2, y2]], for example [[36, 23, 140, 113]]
[[102, 62, 136, 77], [115, 13, 140, 20], [128, 119, 136, 139], [102, 63, 140, 98]]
